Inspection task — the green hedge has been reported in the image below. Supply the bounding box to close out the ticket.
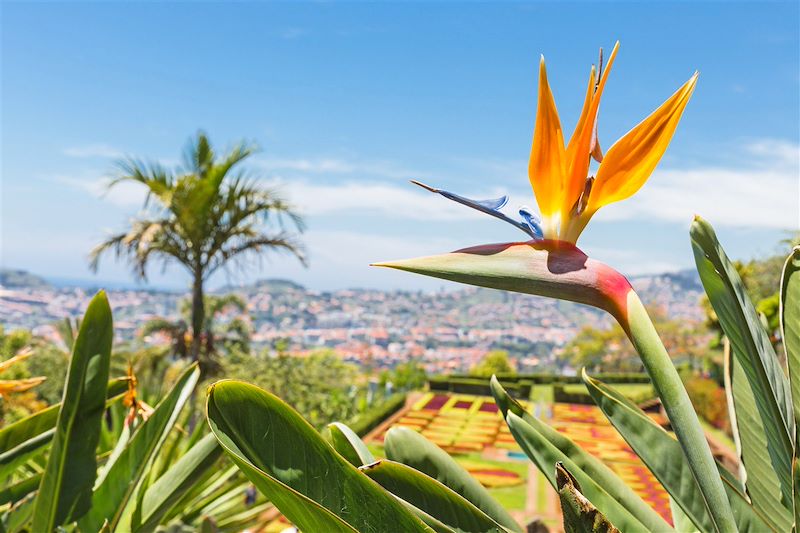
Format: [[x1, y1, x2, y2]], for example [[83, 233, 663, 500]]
[[348, 393, 407, 436], [553, 383, 656, 405], [428, 377, 529, 398], [446, 373, 651, 385]]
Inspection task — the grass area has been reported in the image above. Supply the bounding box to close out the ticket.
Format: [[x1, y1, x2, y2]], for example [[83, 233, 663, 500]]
[[367, 443, 385, 457], [488, 485, 526, 510], [457, 452, 529, 477], [699, 418, 737, 453], [529, 384, 553, 403]]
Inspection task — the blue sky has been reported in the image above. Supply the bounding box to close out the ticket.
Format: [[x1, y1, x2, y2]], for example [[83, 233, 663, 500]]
[[2, 2, 798, 291]]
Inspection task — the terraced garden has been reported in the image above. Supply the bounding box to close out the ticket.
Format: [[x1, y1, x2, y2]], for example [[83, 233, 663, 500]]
[[365, 392, 673, 527]]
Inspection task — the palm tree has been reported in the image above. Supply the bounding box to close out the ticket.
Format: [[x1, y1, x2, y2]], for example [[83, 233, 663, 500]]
[[140, 318, 189, 359], [90, 132, 306, 366], [141, 294, 251, 363]]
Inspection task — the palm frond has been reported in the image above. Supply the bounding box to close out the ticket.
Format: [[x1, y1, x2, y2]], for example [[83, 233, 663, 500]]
[[208, 233, 307, 276]]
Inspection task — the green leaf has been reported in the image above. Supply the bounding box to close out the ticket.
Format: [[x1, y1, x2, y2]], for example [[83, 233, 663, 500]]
[[206, 379, 430, 532], [782, 247, 800, 420], [325, 422, 375, 467], [136, 433, 222, 532], [505, 411, 652, 533], [582, 371, 775, 533], [556, 463, 620, 533], [3, 494, 36, 533], [670, 497, 699, 533], [0, 378, 127, 481], [489, 377, 670, 532], [31, 290, 113, 530], [726, 346, 792, 530], [691, 217, 793, 508], [384, 426, 521, 532], [80, 363, 200, 532], [0, 474, 41, 507], [779, 247, 800, 526], [361, 459, 508, 533]]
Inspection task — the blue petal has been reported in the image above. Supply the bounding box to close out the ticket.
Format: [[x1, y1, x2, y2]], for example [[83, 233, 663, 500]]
[[518, 206, 544, 240], [474, 195, 509, 211], [410, 180, 540, 240]]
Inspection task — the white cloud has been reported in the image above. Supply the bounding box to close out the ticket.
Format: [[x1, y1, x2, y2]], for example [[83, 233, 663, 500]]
[[279, 180, 507, 221], [253, 155, 419, 180], [57, 139, 800, 230], [216, 229, 465, 290], [62, 144, 123, 159], [593, 140, 799, 230], [53, 174, 147, 209]]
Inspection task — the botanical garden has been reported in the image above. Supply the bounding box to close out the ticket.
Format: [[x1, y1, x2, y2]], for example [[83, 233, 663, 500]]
[[2, 4, 799, 532]]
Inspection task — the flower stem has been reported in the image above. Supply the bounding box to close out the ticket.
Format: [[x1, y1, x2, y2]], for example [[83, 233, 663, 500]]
[[619, 290, 736, 533]]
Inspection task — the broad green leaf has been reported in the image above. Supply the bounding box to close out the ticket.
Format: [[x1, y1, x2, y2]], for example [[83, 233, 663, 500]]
[[206, 379, 430, 532], [31, 290, 113, 531], [726, 347, 792, 530], [583, 371, 775, 533], [325, 422, 375, 467], [0, 378, 127, 480], [361, 459, 508, 533], [384, 425, 521, 533], [135, 433, 222, 532], [782, 247, 800, 420], [505, 412, 652, 533], [80, 363, 200, 532], [779, 247, 800, 525], [691, 217, 793, 508], [489, 377, 670, 532], [556, 463, 620, 533]]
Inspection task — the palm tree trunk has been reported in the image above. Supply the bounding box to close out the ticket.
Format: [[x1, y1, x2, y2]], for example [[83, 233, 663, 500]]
[[190, 272, 205, 362]]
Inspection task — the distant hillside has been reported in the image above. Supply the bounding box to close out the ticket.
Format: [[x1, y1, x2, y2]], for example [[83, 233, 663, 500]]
[[0, 269, 51, 289], [631, 269, 703, 292], [217, 278, 305, 294]]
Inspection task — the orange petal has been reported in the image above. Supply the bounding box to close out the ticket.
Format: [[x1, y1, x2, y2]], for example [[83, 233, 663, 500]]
[[590, 72, 698, 209], [528, 56, 565, 222], [561, 43, 619, 225], [565, 64, 597, 164]]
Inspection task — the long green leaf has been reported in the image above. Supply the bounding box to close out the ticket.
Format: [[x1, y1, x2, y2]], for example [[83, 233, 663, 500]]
[[780, 246, 800, 527], [325, 422, 375, 467], [0, 378, 127, 480], [384, 425, 521, 533], [489, 377, 670, 532], [135, 433, 222, 532], [691, 217, 793, 508], [726, 347, 792, 530], [31, 290, 113, 530], [583, 371, 774, 533], [781, 247, 800, 418], [556, 463, 620, 533], [505, 412, 652, 533], [206, 379, 430, 532], [80, 363, 200, 531], [361, 459, 508, 533]]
